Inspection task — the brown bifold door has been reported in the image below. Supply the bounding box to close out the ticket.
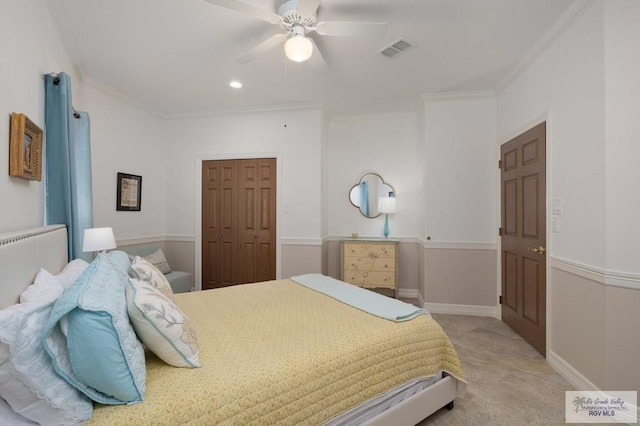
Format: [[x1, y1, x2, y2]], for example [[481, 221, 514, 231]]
[[202, 158, 276, 290], [237, 159, 276, 284], [500, 122, 547, 355]]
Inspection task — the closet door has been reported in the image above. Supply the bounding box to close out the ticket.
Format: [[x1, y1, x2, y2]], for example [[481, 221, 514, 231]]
[[237, 158, 276, 283], [202, 158, 276, 289], [202, 160, 239, 289]]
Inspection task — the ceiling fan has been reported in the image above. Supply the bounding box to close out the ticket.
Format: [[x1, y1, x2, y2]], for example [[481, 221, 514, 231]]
[[204, 0, 388, 71]]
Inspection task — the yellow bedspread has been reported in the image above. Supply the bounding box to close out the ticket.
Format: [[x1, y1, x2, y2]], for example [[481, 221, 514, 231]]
[[90, 279, 465, 425]]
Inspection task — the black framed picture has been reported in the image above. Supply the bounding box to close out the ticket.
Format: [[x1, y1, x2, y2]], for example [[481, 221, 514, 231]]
[[116, 172, 142, 211]]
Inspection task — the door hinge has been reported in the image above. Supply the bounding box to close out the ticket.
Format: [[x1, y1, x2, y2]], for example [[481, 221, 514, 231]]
[[498, 160, 502, 169], [498, 227, 503, 236], [499, 295, 502, 304]]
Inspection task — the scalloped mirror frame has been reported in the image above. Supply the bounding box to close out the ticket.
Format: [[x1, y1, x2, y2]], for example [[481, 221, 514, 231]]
[[349, 173, 395, 218]]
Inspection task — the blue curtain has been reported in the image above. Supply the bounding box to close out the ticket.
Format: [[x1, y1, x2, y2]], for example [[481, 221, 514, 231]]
[[44, 72, 93, 262], [361, 181, 369, 216]]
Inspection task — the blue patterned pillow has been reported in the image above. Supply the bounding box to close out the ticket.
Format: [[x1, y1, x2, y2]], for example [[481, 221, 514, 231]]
[[43, 251, 146, 405]]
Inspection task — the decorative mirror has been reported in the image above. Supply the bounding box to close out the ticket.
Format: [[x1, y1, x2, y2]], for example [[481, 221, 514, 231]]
[[349, 173, 395, 218]]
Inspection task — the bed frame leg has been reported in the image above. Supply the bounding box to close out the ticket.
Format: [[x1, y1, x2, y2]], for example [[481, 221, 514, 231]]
[[445, 401, 454, 410]]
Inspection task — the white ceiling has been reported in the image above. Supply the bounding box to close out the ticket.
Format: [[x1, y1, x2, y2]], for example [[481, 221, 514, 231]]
[[46, 0, 577, 118]]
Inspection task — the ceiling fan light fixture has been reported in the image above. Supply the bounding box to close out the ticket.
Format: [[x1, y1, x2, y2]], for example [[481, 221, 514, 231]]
[[284, 35, 313, 62]]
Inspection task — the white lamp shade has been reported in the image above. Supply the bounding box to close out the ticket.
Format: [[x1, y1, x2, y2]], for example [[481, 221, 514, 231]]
[[83, 227, 117, 252], [378, 197, 396, 214], [284, 36, 313, 62]]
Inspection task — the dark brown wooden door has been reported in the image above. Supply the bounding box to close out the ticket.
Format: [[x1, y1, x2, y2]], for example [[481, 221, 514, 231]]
[[501, 122, 546, 355], [202, 158, 276, 289], [237, 159, 276, 284], [202, 160, 237, 289]]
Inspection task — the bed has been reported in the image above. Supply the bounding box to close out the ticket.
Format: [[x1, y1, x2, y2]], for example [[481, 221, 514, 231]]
[[0, 225, 466, 425]]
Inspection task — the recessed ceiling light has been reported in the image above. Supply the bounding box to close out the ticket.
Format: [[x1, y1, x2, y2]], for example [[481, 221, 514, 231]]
[[229, 81, 242, 89]]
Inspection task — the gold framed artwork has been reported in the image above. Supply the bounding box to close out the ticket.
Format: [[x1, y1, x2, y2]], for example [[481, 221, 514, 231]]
[[9, 113, 43, 181]]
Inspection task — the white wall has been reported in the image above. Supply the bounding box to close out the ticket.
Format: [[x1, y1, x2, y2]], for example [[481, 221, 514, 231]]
[[421, 95, 498, 310], [160, 108, 323, 241], [0, 0, 79, 232], [498, 3, 606, 269], [327, 113, 422, 239], [83, 85, 166, 241], [602, 0, 640, 392], [603, 0, 640, 274], [497, 0, 640, 392], [424, 95, 497, 243]]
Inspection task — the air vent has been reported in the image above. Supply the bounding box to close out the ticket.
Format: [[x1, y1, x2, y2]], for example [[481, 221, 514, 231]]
[[379, 38, 414, 58]]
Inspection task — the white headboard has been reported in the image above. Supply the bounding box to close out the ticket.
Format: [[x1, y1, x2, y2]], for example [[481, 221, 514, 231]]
[[0, 225, 68, 309]]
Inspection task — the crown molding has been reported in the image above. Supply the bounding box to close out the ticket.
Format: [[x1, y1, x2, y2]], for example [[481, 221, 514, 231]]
[[496, 0, 596, 94], [421, 90, 495, 102], [329, 110, 419, 123], [166, 102, 325, 121]]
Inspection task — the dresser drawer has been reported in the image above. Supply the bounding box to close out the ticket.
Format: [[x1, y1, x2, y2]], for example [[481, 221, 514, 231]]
[[342, 243, 396, 258], [343, 256, 395, 272], [343, 271, 396, 289]]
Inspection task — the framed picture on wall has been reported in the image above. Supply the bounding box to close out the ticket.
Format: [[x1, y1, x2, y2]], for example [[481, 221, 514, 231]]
[[9, 113, 43, 181], [116, 172, 142, 211]]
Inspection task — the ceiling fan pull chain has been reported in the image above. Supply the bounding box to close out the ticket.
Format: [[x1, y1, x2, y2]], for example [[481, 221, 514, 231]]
[[283, 51, 288, 128]]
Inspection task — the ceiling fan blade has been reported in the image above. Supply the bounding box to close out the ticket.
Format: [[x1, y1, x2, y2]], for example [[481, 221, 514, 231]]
[[315, 21, 387, 37], [204, 0, 282, 25], [308, 38, 327, 73], [296, 0, 321, 18], [235, 33, 287, 64]]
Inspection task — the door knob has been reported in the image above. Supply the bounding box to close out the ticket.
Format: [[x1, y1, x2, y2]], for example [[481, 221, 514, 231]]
[[529, 246, 546, 255], [217, 233, 223, 238]]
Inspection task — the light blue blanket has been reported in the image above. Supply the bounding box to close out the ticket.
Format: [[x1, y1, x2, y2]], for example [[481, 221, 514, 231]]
[[290, 273, 427, 322]]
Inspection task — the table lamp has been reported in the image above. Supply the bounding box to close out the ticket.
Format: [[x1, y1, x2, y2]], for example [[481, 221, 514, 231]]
[[82, 227, 116, 254], [378, 196, 396, 238]]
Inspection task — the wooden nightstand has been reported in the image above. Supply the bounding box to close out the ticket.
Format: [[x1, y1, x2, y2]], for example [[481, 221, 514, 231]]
[[341, 239, 399, 297]]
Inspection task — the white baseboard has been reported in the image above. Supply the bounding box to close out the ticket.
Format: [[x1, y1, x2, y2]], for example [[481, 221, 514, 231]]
[[548, 350, 599, 391], [548, 350, 639, 421], [423, 302, 497, 317], [397, 289, 419, 299]]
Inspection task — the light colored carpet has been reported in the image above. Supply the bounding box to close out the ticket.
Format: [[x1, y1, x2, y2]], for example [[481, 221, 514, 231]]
[[417, 314, 577, 426]]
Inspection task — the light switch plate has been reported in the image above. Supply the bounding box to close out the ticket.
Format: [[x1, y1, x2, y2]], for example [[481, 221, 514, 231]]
[[552, 216, 560, 233], [552, 198, 563, 215]]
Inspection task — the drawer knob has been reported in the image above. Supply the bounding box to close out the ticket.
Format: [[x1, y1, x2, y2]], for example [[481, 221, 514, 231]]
[[384, 264, 388, 268], [363, 272, 368, 277]]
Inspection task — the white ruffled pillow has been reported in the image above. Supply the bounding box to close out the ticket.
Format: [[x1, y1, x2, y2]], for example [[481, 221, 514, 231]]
[[0, 285, 93, 424], [19, 269, 64, 304], [19, 259, 89, 304], [0, 396, 37, 425], [126, 278, 200, 368]]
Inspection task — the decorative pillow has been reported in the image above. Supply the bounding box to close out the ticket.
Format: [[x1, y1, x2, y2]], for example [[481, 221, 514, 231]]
[[20, 259, 89, 304], [126, 278, 200, 368], [56, 259, 90, 289], [0, 300, 93, 425], [144, 248, 172, 274], [0, 396, 38, 425], [43, 250, 146, 405], [19, 268, 64, 304], [129, 256, 175, 301]]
